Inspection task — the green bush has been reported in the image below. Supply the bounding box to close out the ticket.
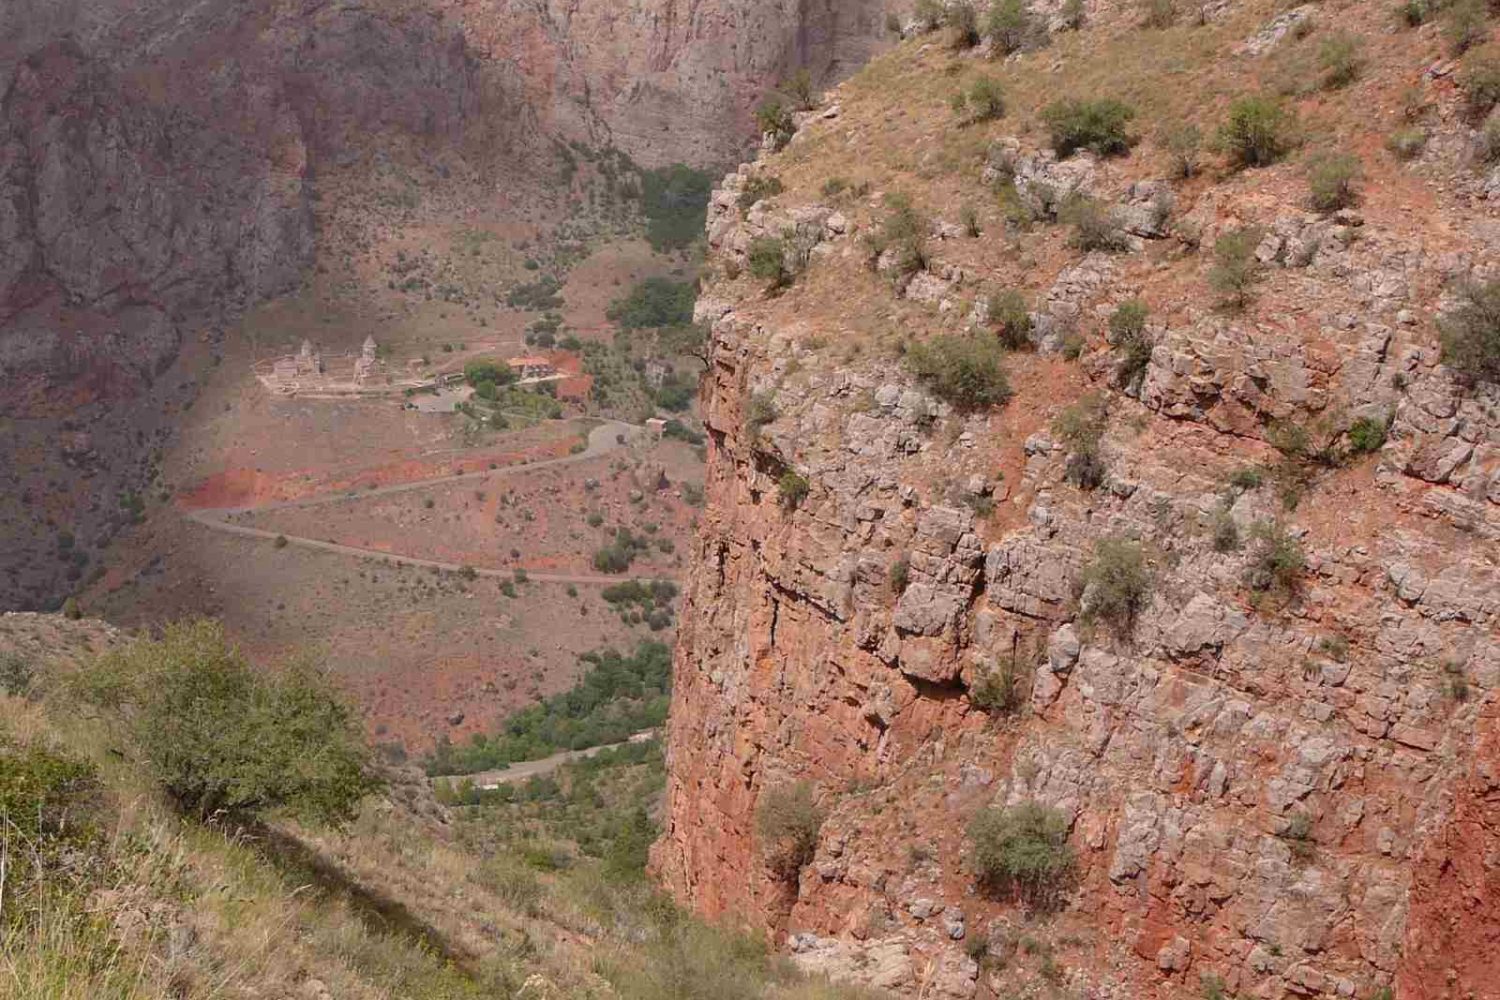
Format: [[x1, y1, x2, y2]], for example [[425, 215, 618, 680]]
[[1040, 98, 1136, 158], [1053, 393, 1110, 490], [755, 98, 796, 150], [1062, 195, 1130, 252], [1447, 0, 1489, 55], [780, 68, 816, 111], [778, 471, 811, 510], [0, 651, 34, 697], [946, 0, 982, 48], [988, 289, 1033, 349], [747, 236, 790, 290], [1306, 152, 1362, 212], [1160, 123, 1202, 178], [737, 174, 784, 211], [756, 783, 823, 879], [1244, 521, 1306, 602], [1346, 415, 1388, 454], [1208, 226, 1265, 311], [1462, 50, 1500, 120], [1387, 127, 1427, 160], [866, 194, 930, 280], [986, 0, 1038, 54], [1439, 279, 1500, 383], [1479, 117, 1500, 163], [1110, 299, 1153, 390], [1318, 32, 1366, 89], [607, 278, 698, 329], [914, 0, 946, 31], [959, 77, 1008, 121], [1211, 503, 1241, 553], [970, 656, 1026, 714], [641, 164, 714, 252], [967, 802, 1074, 909], [1060, 0, 1086, 29], [1216, 95, 1295, 168], [80, 620, 378, 823], [464, 359, 516, 388], [1079, 536, 1152, 636], [906, 334, 1013, 411], [889, 556, 911, 594], [1396, 0, 1434, 26]]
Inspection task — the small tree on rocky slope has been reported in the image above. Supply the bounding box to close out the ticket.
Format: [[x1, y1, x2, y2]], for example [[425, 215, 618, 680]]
[[968, 801, 1075, 910], [75, 619, 379, 824], [756, 782, 824, 880]]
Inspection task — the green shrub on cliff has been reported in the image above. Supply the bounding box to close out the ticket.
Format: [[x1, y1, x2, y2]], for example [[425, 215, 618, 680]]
[[906, 333, 1013, 411], [967, 801, 1075, 909], [755, 782, 823, 879]]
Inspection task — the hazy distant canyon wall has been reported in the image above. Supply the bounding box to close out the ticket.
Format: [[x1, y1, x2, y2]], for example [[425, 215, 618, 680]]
[[0, 0, 891, 609]]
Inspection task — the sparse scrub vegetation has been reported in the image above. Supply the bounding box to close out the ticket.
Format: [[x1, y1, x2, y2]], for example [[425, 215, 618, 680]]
[[1161, 123, 1202, 178], [1062, 195, 1130, 252], [946, 0, 982, 48], [748, 236, 792, 290], [866, 193, 930, 281], [1209, 226, 1265, 311], [955, 76, 1007, 122], [906, 333, 1014, 410], [1053, 393, 1111, 490], [1317, 32, 1366, 89], [755, 97, 797, 150], [889, 555, 911, 594], [1040, 98, 1136, 158], [987, 0, 1039, 54], [1346, 415, 1389, 454], [1216, 95, 1295, 168], [1439, 278, 1500, 383], [1461, 50, 1500, 120], [1109, 299, 1153, 391], [756, 782, 823, 879], [1387, 127, 1428, 160], [1446, 0, 1489, 55], [988, 289, 1034, 349], [1306, 152, 1363, 212], [1079, 536, 1153, 637], [967, 802, 1075, 910], [1244, 521, 1307, 604], [738, 174, 785, 211], [779, 471, 811, 509], [970, 655, 1028, 715]]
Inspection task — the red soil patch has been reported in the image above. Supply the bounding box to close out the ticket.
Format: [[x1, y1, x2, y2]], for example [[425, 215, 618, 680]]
[[177, 433, 580, 509]]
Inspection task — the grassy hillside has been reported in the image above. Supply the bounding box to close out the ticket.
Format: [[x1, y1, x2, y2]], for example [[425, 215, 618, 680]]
[[0, 613, 878, 1000]]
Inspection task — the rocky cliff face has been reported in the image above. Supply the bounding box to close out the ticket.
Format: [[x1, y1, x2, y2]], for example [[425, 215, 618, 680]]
[[653, 5, 1500, 997], [0, 0, 893, 609]]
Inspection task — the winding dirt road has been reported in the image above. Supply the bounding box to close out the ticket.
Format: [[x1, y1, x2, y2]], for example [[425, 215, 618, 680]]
[[183, 419, 679, 587]]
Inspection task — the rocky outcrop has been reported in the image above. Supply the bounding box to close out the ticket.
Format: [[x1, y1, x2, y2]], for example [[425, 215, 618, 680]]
[[654, 46, 1499, 1000]]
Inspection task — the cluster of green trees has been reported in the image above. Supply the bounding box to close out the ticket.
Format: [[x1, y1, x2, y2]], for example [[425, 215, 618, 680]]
[[607, 278, 697, 330], [424, 641, 672, 776], [641, 165, 714, 252]]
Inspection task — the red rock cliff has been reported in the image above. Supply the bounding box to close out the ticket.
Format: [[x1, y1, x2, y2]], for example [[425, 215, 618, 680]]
[[653, 6, 1500, 996]]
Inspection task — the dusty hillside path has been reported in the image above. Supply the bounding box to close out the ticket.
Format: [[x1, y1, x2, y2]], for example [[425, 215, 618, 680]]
[[432, 730, 658, 787], [183, 419, 680, 586]]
